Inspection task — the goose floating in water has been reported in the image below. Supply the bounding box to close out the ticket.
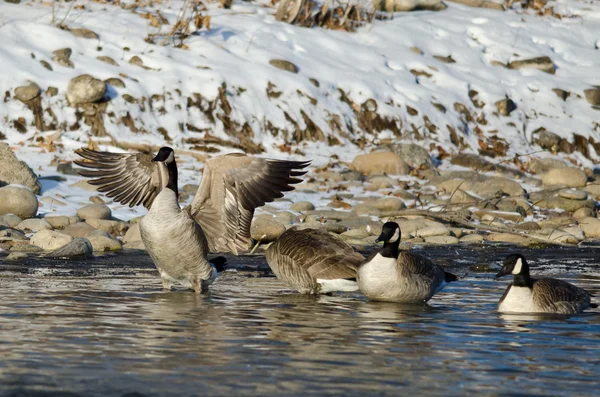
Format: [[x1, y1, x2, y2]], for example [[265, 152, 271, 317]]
[[495, 253, 597, 315], [266, 227, 365, 294], [357, 222, 458, 303], [75, 146, 309, 292]]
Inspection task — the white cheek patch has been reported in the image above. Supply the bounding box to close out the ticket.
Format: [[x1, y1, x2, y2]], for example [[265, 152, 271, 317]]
[[165, 151, 175, 163], [511, 258, 523, 275], [390, 228, 400, 241]]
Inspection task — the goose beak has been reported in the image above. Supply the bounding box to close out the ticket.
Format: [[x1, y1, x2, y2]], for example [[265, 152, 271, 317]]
[[494, 267, 508, 279], [375, 233, 385, 243]]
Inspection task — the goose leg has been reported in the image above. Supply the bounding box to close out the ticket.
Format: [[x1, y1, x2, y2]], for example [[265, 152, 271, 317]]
[[161, 277, 173, 291], [192, 276, 202, 294]]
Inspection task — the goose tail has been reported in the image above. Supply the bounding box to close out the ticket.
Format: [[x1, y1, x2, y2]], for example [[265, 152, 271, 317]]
[[444, 271, 459, 283], [590, 303, 598, 309]]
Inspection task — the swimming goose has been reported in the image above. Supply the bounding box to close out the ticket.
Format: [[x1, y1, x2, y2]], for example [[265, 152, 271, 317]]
[[75, 146, 309, 292], [495, 254, 597, 314], [266, 228, 365, 294], [357, 222, 458, 303]]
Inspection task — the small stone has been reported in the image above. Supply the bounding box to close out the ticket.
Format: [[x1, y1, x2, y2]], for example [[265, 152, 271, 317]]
[[578, 217, 600, 239], [532, 128, 560, 151], [104, 77, 126, 88], [77, 204, 111, 221], [86, 218, 128, 236], [552, 88, 570, 101], [351, 204, 381, 216], [14, 81, 41, 102], [584, 87, 600, 106], [89, 196, 105, 204], [487, 233, 531, 244], [275, 211, 298, 225], [449, 228, 463, 238], [6, 252, 28, 261], [495, 98, 517, 116], [70, 28, 99, 39], [10, 243, 42, 253], [67, 74, 106, 105], [40, 60, 53, 71], [558, 189, 587, 200], [351, 151, 410, 175], [573, 207, 594, 219], [473, 210, 522, 222], [305, 210, 352, 221], [372, 0, 446, 11], [376, 143, 435, 170], [416, 225, 450, 238], [323, 222, 348, 234], [341, 229, 370, 239], [507, 56, 555, 74], [542, 168, 587, 188], [424, 235, 459, 244], [17, 218, 53, 232], [52, 55, 74, 68], [373, 197, 406, 212], [87, 234, 122, 252], [251, 218, 286, 243], [537, 196, 595, 212], [46, 86, 59, 97], [30, 230, 73, 250], [0, 214, 22, 228], [269, 59, 298, 74], [61, 222, 97, 238], [97, 56, 119, 66], [46, 238, 93, 258], [526, 157, 567, 174], [460, 234, 484, 243], [513, 222, 541, 231], [290, 201, 315, 212], [52, 48, 72, 59], [0, 185, 38, 219], [44, 215, 79, 229], [129, 56, 144, 66], [123, 223, 141, 244], [449, 190, 479, 205]]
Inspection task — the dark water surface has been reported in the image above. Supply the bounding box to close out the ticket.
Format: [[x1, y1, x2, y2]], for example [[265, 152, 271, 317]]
[[1, 246, 599, 396]]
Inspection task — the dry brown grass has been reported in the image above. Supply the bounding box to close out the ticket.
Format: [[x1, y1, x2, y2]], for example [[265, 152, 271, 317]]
[[275, 0, 375, 32]]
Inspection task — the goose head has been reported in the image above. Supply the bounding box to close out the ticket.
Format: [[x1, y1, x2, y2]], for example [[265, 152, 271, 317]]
[[495, 253, 529, 279], [152, 147, 175, 164], [375, 222, 401, 244]]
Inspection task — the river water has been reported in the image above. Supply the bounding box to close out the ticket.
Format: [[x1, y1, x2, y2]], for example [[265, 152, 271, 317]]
[[0, 246, 599, 396]]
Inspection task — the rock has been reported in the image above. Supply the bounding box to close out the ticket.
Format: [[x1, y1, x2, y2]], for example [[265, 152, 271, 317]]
[[558, 189, 587, 200], [526, 157, 567, 174], [584, 87, 600, 106], [40, 60, 53, 71], [459, 234, 484, 243], [416, 225, 450, 238], [10, 244, 42, 253], [578, 217, 600, 239], [395, 219, 428, 237], [61, 222, 97, 238], [341, 229, 370, 239], [0, 214, 23, 228], [77, 203, 111, 221], [67, 74, 106, 105], [487, 233, 531, 244], [46, 238, 93, 258], [338, 218, 382, 235], [46, 86, 58, 97], [97, 56, 119, 66], [532, 128, 561, 151], [251, 218, 286, 243], [70, 28, 99, 39], [373, 197, 406, 212], [424, 235, 459, 244], [537, 196, 595, 212], [448, 228, 463, 238], [584, 184, 600, 200], [104, 77, 126, 88], [6, 252, 28, 261], [275, 211, 298, 225], [540, 228, 583, 244], [44, 215, 79, 229], [372, 0, 447, 12], [542, 168, 587, 188], [290, 201, 315, 212], [376, 143, 435, 169], [14, 81, 41, 102], [449, 154, 524, 177], [269, 59, 298, 73], [552, 88, 570, 101], [52, 48, 72, 59], [323, 222, 348, 234], [473, 210, 522, 222], [0, 185, 38, 219], [507, 56, 555, 74], [495, 98, 517, 116], [513, 222, 541, 231], [340, 170, 365, 182], [52, 53, 74, 68], [87, 234, 122, 252], [305, 210, 352, 221], [351, 151, 409, 175], [471, 177, 525, 199], [449, 190, 479, 205], [86, 218, 128, 236], [129, 56, 144, 66], [123, 222, 141, 243], [30, 230, 73, 250], [351, 204, 381, 216], [17, 218, 53, 232], [573, 207, 594, 219], [89, 196, 105, 204], [0, 144, 42, 194]]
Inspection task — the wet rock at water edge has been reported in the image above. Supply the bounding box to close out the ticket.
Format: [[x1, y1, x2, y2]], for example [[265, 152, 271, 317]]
[[14, 81, 41, 103], [67, 74, 106, 105], [45, 238, 93, 258], [30, 230, 74, 251], [77, 203, 112, 221], [0, 185, 38, 219], [87, 234, 122, 252]]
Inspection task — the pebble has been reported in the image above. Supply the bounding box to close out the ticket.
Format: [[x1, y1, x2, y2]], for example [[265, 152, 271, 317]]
[[45, 215, 79, 229], [558, 189, 587, 200], [424, 235, 459, 244], [351, 151, 410, 176], [542, 168, 587, 188], [10, 244, 43, 253], [487, 233, 531, 244], [0, 185, 38, 219], [459, 234, 484, 243], [61, 222, 97, 238], [290, 201, 315, 212], [17, 218, 53, 232], [46, 238, 93, 258], [86, 219, 128, 236], [373, 197, 406, 212], [30, 230, 74, 250], [77, 204, 112, 221], [6, 252, 28, 261], [351, 204, 381, 216], [578, 217, 600, 239], [572, 207, 594, 219], [416, 225, 450, 238], [0, 214, 23, 228], [87, 234, 123, 252]]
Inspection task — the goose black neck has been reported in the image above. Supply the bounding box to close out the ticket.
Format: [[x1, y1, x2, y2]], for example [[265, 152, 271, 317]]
[[513, 261, 531, 287], [380, 238, 400, 259], [166, 160, 178, 193]]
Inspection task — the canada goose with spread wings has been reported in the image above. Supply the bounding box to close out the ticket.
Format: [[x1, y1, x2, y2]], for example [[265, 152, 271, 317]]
[[75, 146, 309, 292]]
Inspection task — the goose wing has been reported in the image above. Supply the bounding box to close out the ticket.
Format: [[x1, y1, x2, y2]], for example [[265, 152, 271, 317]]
[[267, 228, 363, 280], [396, 252, 446, 284], [532, 278, 592, 311], [74, 148, 166, 209], [187, 154, 310, 254]]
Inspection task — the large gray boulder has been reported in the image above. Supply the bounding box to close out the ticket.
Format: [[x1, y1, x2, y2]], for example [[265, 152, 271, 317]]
[[0, 143, 41, 194], [0, 185, 38, 219], [67, 74, 106, 105]]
